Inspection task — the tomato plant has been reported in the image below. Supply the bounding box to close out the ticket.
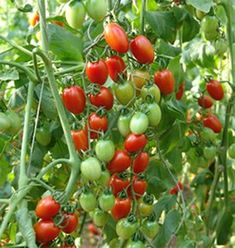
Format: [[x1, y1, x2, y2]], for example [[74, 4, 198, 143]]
[[1, 0, 235, 247]]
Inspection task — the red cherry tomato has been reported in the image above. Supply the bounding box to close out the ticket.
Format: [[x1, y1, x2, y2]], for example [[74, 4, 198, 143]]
[[203, 114, 222, 133], [130, 35, 154, 64], [105, 55, 126, 82], [176, 83, 185, 100], [133, 152, 149, 173], [206, 80, 224, 100], [124, 133, 147, 153], [34, 220, 60, 244], [89, 86, 114, 110], [133, 176, 147, 198], [62, 86, 86, 115], [169, 181, 183, 195], [107, 150, 131, 173], [154, 69, 175, 95], [109, 174, 130, 196], [86, 60, 108, 85], [104, 23, 129, 53], [88, 112, 108, 139], [62, 213, 79, 234], [35, 195, 60, 220], [88, 223, 100, 235], [111, 197, 131, 220], [71, 129, 88, 152], [198, 95, 213, 108]]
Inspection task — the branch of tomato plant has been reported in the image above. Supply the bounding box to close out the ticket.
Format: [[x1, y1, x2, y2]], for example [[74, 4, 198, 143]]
[[37, 0, 80, 202], [0, 61, 38, 83], [0, 35, 32, 57], [157, 143, 187, 235], [140, 0, 147, 34]]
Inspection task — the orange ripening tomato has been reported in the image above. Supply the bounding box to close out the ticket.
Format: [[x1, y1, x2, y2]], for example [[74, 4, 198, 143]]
[[104, 23, 129, 53], [29, 12, 40, 27]]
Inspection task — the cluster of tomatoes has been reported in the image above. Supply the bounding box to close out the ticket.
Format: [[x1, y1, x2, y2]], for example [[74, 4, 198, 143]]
[[198, 79, 224, 133], [34, 195, 78, 247]]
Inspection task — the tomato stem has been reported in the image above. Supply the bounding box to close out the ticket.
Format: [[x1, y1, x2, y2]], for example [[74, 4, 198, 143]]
[[140, 0, 147, 34]]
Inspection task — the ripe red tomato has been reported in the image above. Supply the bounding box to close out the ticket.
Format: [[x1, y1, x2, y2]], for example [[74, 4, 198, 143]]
[[203, 114, 222, 133], [109, 174, 130, 196], [107, 150, 131, 173], [176, 83, 185, 100], [88, 112, 108, 139], [89, 86, 114, 110], [86, 60, 108, 85], [124, 133, 147, 153], [104, 23, 129, 53], [71, 129, 88, 152], [130, 35, 154, 64], [62, 86, 86, 115], [105, 55, 126, 82], [133, 176, 147, 198], [154, 69, 175, 95], [133, 152, 149, 173], [206, 80, 224, 100], [169, 181, 183, 195], [111, 197, 131, 220], [62, 213, 79, 234], [34, 220, 60, 243], [198, 95, 213, 108], [35, 195, 60, 220], [88, 223, 100, 235]]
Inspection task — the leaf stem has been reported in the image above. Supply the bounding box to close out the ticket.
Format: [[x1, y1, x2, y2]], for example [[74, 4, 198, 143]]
[[141, 0, 147, 34]]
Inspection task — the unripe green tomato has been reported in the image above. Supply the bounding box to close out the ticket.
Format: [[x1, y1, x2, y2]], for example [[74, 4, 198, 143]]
[[109, 238, 123, 248], [97, 170, 110, 186], [130, 112, 149, 134], [118, 114, 131, 137], [57, 0, 68, 3], [36, 128, 52, 146], [214, 39, 227, 56], [114, 82, 135, 106], [203, 146, 217, 160], [195, 9, 206, 20], [7, 112, 21, 134], [93, 208, 108, 227], [65, 0, 86, 29], [98, 192, 115, 211], [138, 200, 154, 217], [116, 218, 138, 239], [141, 84, 161, 103], [0, 112, 11, 131], [146, 103, 162, 127], [201, 16, 219, 41], [95, 140, 115, 162], [79, 192, 97, 212], [86, 0, 108, 22], [126, 240, 146, 248], [81, 157, 101, 180], [140, 219, 159, 239], [228, 143, 235, 159]]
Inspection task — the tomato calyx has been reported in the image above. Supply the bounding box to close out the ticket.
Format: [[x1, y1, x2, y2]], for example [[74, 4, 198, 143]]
[[143, 194, 154, 205]]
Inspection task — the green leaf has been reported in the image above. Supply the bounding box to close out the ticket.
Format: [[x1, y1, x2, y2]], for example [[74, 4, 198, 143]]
[[35, 85, 58, 120], [47, 24, 83, 61], [153, 209, 181, 247], [145, 11, 177, 43], [154, 195, 177, 220], [168, 56, 185, 87], [186, 0, 213, 13], [0, 69, 19, 81], [216, 209, 233, 245], [182, 13, 200, 42], [0, 158, 11, 187], [103, 215, 117, 242], [156, 39, 181, 58]]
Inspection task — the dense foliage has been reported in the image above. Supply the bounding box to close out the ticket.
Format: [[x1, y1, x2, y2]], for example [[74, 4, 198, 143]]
[[0, 0, 235, 247]]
